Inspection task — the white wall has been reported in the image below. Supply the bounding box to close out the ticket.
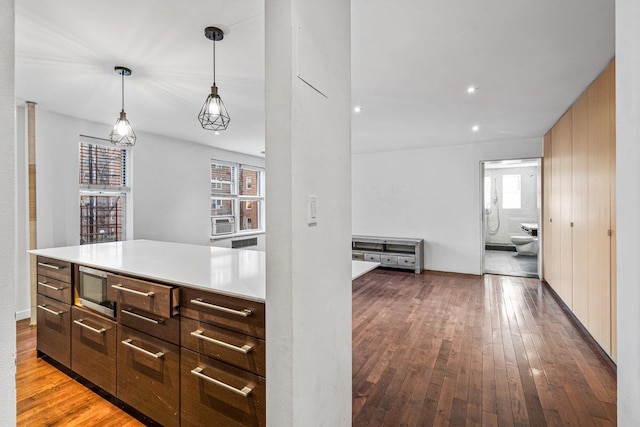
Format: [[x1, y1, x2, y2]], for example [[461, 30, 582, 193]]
[[14, 108, 263, 319], [616, 0, 640, 423], [266, 0, 352, 425], [484, 165, 539, 245], [133, 131, 264, 246], [0, 0, 17, 422], [352, 138, 542, 275]]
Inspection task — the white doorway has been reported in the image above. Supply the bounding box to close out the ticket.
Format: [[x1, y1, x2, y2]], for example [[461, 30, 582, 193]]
[[481, 159, 542, 278]]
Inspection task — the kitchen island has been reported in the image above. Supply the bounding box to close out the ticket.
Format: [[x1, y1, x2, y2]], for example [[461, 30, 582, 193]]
[[29, 240, 377, 426]]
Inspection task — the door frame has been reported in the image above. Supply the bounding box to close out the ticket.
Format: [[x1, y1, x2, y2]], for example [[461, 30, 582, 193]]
[[479, 157, 543, 278]]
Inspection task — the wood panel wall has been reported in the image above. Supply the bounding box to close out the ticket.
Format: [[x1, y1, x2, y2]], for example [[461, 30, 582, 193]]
[[542, 59, 616, 360]]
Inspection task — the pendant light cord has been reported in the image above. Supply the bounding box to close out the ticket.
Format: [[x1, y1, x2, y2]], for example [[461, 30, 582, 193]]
[[121, 71, 125, 113], [212, 39, 216, 86]]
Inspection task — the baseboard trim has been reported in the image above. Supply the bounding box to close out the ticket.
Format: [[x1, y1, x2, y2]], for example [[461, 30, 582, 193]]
[[15, 309, 31, 321], [541, 280, 617, 377]]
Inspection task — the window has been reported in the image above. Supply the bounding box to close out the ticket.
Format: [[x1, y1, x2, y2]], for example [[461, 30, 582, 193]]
[[211, 160, 264, 235], [502, 174, 521, 209], [484, 176, 492, 210], [79, 141, 129, 244]]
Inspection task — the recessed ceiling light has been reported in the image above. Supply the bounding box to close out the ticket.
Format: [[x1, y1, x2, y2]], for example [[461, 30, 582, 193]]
[[353, 105, 362, 113], [472, 125, 480, 132], [467, 86, 477, 94], [214, 131, 220, 135]]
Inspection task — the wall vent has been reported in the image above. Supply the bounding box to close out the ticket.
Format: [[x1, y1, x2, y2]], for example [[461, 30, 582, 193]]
[[232, 237, 258, 249]]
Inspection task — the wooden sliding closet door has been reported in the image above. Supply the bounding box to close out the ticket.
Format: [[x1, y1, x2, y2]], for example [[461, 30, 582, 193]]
[[542, 132, 554, 284], [551, 110, 573, 307], [608, 61, 617, 362], [571, 94, 589, 325], [587, 62, 613, 354]]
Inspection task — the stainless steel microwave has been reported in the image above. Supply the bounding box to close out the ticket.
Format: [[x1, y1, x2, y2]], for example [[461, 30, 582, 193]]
[[78, 265, 115, 318]]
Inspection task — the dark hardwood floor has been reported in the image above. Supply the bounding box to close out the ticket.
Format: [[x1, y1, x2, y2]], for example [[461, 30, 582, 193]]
[[352, 270, 617, 426], [16, 269, 616, 426]]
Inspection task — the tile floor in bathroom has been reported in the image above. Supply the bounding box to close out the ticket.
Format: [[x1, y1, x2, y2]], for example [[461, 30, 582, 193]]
[[484, 249, 539, 278]]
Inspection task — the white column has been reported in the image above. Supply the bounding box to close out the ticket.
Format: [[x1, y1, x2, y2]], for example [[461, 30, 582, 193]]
[[616, 0, 640, 423], [0, 0, 17, 422], [265, 0, 351, 426]]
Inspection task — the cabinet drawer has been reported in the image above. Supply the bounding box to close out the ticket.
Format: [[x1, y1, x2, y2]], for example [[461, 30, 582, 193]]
[[181, 348, 265, 427], [37, 256, 72, 283], [181, 288, 265, 339], [118, 305, 180, 345], [117, 326, 180, 427], [107, 274, 179, 318], [352, 252, 364, 260], [381, 255, 398, 265], [71, 307, 117, 395], [181, 317, 265, 377], [364, 253, 381, 262], [36, 294, 71, 368], [398, 256, 416, 267], [37, 274, 72, 304]]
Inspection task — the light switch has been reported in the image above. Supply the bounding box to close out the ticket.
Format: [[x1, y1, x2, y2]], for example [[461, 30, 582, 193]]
[[307, 195, 318, 226]]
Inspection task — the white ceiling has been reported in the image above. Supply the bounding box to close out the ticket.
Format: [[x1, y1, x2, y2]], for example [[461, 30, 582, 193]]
[[15, 0, 614, 157]]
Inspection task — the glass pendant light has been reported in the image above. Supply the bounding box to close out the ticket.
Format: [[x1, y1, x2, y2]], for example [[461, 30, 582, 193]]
[[198, 27, 230, 131], [109, 66, 137, 147]]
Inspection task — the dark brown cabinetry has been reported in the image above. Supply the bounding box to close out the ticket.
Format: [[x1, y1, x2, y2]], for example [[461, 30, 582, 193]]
[[117, 325, 180, 427], [36, 256, 73, 368], [181, 348, 266, 427], [181, 288, 266, 426], [36, 294, 71, 368], [71, 306, 117, 395], [35, 258, 266, 426]]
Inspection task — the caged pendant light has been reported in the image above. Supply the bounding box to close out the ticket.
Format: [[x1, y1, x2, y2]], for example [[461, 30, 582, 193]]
[[109, 66, 137, 147], [198, 26, 230, 131]]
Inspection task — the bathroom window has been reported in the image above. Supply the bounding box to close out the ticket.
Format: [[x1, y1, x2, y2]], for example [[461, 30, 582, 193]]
[[484, 176, 492, 210], [502, 174, 521, 209]]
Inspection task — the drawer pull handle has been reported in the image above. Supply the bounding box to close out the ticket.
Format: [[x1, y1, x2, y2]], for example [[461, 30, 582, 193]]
[[191, 330, 253, 354], [191, 298, 252, 317], [37, 262, 64, 270], [190, 367, 253, 397], [121, 308, 164, 324], [38, 281, 64, 291], [73, 319, 106, 334], [37, 304, 63, 316], [121, 338, 165, 359], [111, 284, 155, 297]]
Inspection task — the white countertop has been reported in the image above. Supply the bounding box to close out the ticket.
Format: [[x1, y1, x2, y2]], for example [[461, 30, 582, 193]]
[[30, 240, 379, 302], [351, 260, 379, 280]]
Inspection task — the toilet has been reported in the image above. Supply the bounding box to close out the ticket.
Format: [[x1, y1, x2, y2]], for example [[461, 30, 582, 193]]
[[510, 234, 539, 256]]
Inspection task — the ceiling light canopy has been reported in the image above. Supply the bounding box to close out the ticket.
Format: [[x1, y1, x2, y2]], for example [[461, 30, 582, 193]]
[[353, 105, 362, 113], [472, 125, 480, 132], [198, 26, 230, 131], [109, 66, 136, 147], [467, 86, 477, 94]]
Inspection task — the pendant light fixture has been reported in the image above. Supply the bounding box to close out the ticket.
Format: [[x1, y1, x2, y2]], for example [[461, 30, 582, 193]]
[[109, 66, 137, 147], [198, 26, 230, 131]]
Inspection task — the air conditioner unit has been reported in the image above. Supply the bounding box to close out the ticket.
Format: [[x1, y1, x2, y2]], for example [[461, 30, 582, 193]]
[[212, 217, 235, 235]]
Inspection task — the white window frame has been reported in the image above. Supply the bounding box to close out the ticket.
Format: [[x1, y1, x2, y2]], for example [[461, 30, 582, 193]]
[[79, 137, 131, 244], [502, 174, 521, 209], [211, 160, 265, 237]]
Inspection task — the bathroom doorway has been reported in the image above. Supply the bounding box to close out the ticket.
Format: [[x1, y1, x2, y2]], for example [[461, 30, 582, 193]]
[[482, 159, 541, 278]]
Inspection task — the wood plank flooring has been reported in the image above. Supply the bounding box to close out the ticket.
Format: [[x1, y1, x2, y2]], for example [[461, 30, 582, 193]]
[[16, 319, 143, 427], [16, 269, 616, 426], [352, 270, 617, 426]]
